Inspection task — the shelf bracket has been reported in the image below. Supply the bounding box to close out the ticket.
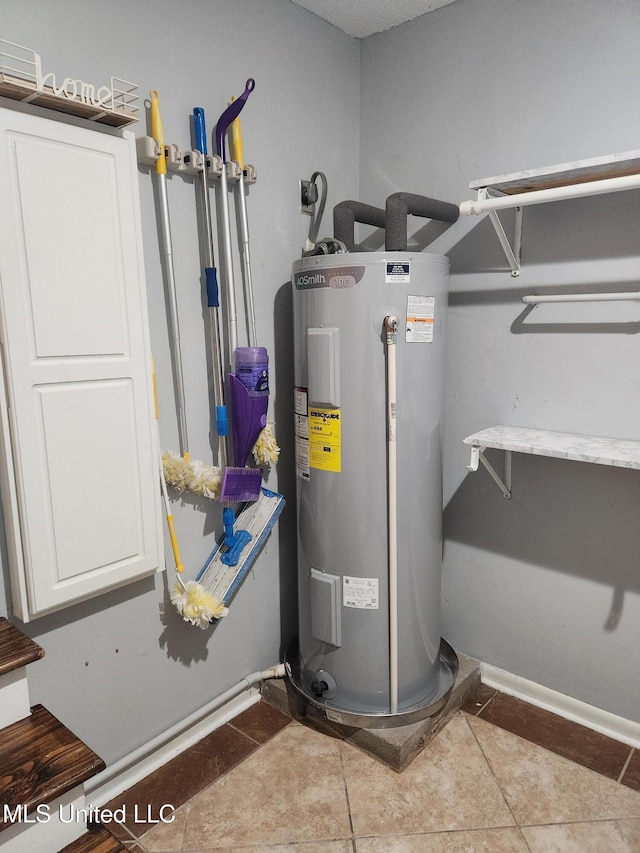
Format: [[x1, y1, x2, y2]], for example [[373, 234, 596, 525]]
[[467, 444, 512, 499], [479, 189, 522, 276]]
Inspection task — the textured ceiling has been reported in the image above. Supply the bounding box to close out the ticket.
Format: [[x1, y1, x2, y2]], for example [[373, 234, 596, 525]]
[[290, 0, 462, 38]]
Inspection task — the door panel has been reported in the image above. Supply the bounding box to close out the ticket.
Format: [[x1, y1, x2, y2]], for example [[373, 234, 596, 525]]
[[0, 101, 162, 619]]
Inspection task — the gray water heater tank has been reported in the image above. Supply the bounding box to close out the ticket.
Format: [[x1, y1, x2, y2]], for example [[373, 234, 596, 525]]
[[288, 251, 457, 728]]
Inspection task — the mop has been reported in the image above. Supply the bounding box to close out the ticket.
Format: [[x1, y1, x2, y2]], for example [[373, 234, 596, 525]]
[[228, 98, 280, 467], [189, 95, 284, 613], [152, 357, 226, 628], [191, 105, 262, 513], [149, 89, 221, 500]]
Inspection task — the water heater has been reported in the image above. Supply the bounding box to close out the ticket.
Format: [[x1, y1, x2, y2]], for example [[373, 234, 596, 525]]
[[288, 246, 458, 728]]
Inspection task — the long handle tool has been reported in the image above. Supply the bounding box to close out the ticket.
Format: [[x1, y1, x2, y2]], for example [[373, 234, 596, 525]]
[[194, 102, 260, 565], [192, 80, 286, 603], [193, 107, 229, 473], [214, 80, 268, 471], [229, 99, 257, 347], [214, 78, 255, 367], [216, 81, 270, 468], [150, 90, 189, 462], [150, 90, 221, 500], [153, 355, 226, 627], [228, 89, 279, 467]]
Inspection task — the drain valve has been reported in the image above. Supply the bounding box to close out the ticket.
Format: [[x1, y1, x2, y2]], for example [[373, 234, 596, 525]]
[[310, 669, 338, 700]]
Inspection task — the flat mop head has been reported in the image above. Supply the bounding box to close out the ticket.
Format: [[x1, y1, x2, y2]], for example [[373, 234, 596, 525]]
[[196, 487, 285, 616]]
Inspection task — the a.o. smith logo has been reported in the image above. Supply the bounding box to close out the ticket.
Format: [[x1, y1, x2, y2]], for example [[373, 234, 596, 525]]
[[294, 267, 365, 290], [296, 272, 327, 289]]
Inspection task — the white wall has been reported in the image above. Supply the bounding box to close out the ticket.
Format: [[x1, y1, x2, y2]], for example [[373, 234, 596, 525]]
[[0, 0, 359, 762], [360, 0, 640, 721]]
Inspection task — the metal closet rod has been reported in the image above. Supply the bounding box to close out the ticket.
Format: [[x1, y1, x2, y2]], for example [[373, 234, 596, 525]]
[[523, 292, 640, 304], [459, 172, 640, 215]]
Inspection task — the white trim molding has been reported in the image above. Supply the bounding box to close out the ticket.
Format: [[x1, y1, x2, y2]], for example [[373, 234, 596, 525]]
[[86, 688, 259, 807], [481, 663, 640, 750]]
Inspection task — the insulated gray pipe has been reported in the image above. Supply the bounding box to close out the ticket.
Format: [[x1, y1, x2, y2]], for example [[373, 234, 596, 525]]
[[385, 192, 459, 251], [333, 200, 386, 252]]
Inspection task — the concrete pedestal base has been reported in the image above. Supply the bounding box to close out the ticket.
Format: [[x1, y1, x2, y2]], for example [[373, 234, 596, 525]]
[[261, 651, 480, 772]]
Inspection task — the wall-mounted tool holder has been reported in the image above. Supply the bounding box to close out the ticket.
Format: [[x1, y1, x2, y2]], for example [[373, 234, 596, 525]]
[[135, 135, 257, 184]]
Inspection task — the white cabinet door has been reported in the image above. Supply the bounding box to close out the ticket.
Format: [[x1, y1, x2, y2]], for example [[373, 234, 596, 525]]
[[0, 100, 162, 620]]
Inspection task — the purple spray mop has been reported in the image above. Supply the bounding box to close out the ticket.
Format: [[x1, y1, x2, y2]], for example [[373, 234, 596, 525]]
[[228, 347, 269, 467], [192, 100, 262, 509], [215, 79, 270, 473]]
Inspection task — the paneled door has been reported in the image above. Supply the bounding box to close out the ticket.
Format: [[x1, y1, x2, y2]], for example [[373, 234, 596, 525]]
[[0, 99, 162, 620]]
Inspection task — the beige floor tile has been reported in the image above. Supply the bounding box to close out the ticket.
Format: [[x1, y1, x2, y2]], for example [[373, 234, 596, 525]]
[[615, 818, 640, 848], [229, 843, 353, 852], [467, 714, 640, 825], [355, 826, 529, 851], [178, 724, 352, 849], [343, 715, 515, 837], [169, 843, 353, 853], [260, 844, 353, 852], [141, 802, 188, 851], [521, 820, 639, 852]]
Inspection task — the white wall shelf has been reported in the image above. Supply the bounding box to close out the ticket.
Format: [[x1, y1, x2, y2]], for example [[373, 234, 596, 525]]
[[464, 425, 640, 499], [459, 150, 640, 276]]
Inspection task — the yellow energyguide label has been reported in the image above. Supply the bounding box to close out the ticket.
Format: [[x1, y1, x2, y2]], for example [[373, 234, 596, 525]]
[[308, 407, 341, 472]]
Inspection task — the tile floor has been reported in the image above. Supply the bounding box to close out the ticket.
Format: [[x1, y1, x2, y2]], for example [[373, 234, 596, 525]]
[[103, 684, 640, 852]]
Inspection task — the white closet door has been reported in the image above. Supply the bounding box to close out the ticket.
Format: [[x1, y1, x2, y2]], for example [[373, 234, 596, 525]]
[[0, 101, 162, 620]]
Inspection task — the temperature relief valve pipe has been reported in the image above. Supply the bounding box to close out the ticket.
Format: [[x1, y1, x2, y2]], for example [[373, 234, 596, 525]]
[[384, 315, 399, 714]]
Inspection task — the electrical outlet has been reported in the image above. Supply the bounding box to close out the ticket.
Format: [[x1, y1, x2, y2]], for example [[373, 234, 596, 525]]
[[299, 179, 315, 215]]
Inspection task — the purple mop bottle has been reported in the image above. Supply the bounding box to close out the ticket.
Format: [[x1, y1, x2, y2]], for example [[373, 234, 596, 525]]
[[235, 347, 269, 396], [229, 347, 270, 470]]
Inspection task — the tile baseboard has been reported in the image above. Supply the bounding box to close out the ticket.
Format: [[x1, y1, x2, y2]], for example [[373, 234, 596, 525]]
[[481, 663, 640, 749], [87, 688, 260, 808]]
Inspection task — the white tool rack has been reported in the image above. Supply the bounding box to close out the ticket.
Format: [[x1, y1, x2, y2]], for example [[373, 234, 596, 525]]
[[136, 135, 257, 183], [463, 426, 640, 499], [459, 150, 640, 277]]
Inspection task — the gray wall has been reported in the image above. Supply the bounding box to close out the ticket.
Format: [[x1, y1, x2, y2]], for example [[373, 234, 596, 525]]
[[360, 0, 640, 721], [0, 0, 359, 763]]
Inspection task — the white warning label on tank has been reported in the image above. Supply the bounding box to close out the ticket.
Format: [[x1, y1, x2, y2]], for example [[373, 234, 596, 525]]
[[294, 386, 308, 416], [406, 295, 435, 343], [295, 434, 310, 480], [343, 576, 379, 609], [295, 387, 310, 480]]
